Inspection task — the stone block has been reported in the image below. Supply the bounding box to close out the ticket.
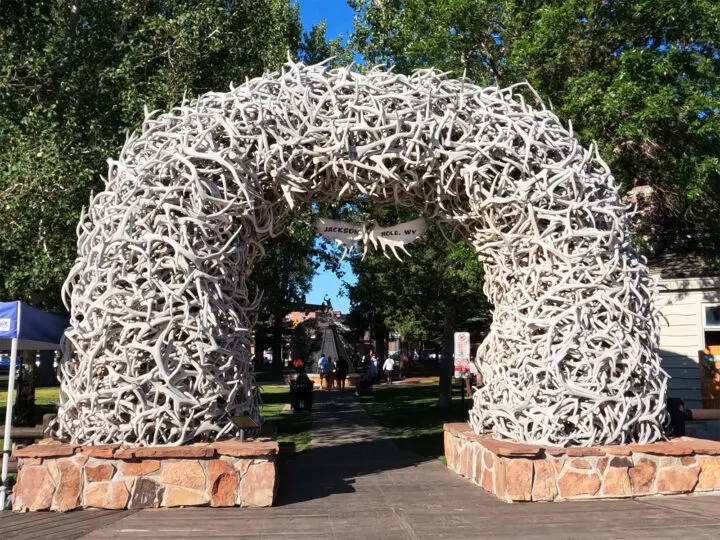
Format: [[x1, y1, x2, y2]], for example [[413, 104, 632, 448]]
[[86, 463, 115, 482], [599, 445, 631, 456], [597, 457, 609, 475], [13, 466, 55, 512], [629, 457, 657, 495], [627, 441, 693, 456], [697, 456, 720, 490], [211, 439, 279, 458], [480, 438, 542, 458], [210, 472, 239, 507], [678, 437, 720, 455], [240, 461, 276, 507], [481, 468, 494, 493], [13, 444, 76, 458], [657, 467, 699, 493], [119, 460, 161, 476], [565, 447, 604, 457], [53, 459, 82, 512], [81, 445, 120, 459], [609, 457, 632, 468], [129, 477, 165, 509], [160, 460, 205, 491], [603, 467, 632, 497], [570, 458, 592, 470], [503, 459, 532, 501], [84, 481, 130, 509], [118, 446, 215, 459], [532, 460, 556, 502], [557, 470, 601, 498], [163, 486, 209, 507], [234, 458, 253, 477]]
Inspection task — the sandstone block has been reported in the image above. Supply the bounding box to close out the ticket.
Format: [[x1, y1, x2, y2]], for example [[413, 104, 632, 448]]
[[629, 458, 657, 495], [211, 473, 239, 507], [86, 463, 114, 482], [13, 466, 54, 511], [119, 460, 161, 476], [627, 441, 692, 456], [130, 477, 165, 509], [163, 486, 209, 507], [234, 459, 253, 477], [609, 457, 632, 469], [13, 444, 75, 458], [603, 467, 632, 497], [697, 457, 720, 490], [240, 461, 276, 507], [53, 459, 82, 512], [570, 458, 592, 470], [211, 439, 279, 458], [503, 459, 532, 501], [81, 445, 120, 459], [161, 461, 205, 491], [557, 470, 600, 498], [565, 447, 604, 457], [84, 481, 130, 509], [532, 460, 556, 502], [481, 468, 494, 493], [597, 457, 609, 475], [657, 467, 699, 493]]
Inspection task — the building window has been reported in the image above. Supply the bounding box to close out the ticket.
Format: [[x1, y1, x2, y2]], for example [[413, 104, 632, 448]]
[[703, 304, 720, 347]]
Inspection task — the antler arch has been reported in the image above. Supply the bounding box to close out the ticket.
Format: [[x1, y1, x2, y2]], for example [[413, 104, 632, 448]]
[[53, 62, 667, 447]]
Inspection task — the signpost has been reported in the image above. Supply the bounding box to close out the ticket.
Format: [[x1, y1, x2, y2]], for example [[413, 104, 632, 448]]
[[230, 414, 258, 442], [454, 332, 471, 378], [454, 332, 471, 404]]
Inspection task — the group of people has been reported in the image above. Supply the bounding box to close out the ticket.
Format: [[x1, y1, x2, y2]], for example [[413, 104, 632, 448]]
[[317, 353, 349, 391]]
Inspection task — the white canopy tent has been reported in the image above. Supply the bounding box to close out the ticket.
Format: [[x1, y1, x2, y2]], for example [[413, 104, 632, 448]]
[[0, 301, 68, 510]]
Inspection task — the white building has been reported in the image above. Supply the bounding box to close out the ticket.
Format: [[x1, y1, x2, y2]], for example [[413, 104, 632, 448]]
[[650, 253, 720, 410]]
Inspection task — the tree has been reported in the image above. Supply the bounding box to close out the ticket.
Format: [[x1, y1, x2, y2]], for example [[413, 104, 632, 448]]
[[349, 0, 720, 258], [0, 0, 303, 312]]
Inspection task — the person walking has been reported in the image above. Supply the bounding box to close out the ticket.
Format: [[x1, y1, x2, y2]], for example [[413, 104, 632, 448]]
[[318, 353, 329, 390], [383, 355, 395, 384], [326, 356, 336, 391], [336, 355, 349, 392]]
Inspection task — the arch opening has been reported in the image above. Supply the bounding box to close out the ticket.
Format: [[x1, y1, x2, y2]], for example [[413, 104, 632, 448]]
[[52, 62, 667, 447]]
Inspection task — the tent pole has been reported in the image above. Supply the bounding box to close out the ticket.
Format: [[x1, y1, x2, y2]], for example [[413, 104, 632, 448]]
[[1, 336, 19, 511]]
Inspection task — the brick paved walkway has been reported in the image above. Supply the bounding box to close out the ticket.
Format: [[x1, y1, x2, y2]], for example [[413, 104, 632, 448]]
[[4, 390, 720, 539]]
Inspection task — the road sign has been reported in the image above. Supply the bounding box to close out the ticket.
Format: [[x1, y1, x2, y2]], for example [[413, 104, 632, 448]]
[[454, 331, 471, 378]]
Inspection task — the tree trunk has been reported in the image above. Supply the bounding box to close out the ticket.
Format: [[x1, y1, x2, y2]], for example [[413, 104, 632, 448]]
[[272, 312, 284, 375], [373, 323, 387, 362], [14, 350, 37, 427], [254, 329, 265, 371], [438, 300, 458, 407]]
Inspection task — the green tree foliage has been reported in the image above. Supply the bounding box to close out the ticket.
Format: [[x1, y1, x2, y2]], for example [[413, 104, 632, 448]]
[[0, 0, 303, 311], [350, 0, 720, 256]]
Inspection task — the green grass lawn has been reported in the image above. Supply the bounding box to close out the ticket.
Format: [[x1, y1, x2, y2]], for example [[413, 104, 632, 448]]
[[260, 385, 312, 455], [358, 382, 471, 463]]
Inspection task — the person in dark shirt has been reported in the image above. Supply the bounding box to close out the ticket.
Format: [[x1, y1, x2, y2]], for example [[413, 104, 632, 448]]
[[335, 356, 349, 392]]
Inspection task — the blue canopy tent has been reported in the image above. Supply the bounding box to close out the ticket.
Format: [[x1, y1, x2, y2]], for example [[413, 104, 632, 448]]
[[0, 301, 68, 510]]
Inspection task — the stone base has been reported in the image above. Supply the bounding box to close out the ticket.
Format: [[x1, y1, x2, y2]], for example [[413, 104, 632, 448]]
[[444, 423, 720, 502], [11, 438, 278, 512]]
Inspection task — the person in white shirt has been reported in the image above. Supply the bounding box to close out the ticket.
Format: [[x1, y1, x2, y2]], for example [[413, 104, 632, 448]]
[[382, 355, 395, 384]]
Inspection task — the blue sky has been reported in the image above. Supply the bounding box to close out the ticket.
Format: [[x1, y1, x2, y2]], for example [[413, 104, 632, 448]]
[[299, 1, 358, 314], [298, 0, 356, 45]]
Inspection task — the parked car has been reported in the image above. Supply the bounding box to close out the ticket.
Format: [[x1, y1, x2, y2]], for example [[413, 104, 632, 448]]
[[0, 353, 20, 376]]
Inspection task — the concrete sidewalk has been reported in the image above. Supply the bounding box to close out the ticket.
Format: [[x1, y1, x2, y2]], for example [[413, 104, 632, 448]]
[[5, 390, 720, 539]]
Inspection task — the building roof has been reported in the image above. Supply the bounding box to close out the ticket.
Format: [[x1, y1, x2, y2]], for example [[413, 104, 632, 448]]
[[646, 251, 720, 279]]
